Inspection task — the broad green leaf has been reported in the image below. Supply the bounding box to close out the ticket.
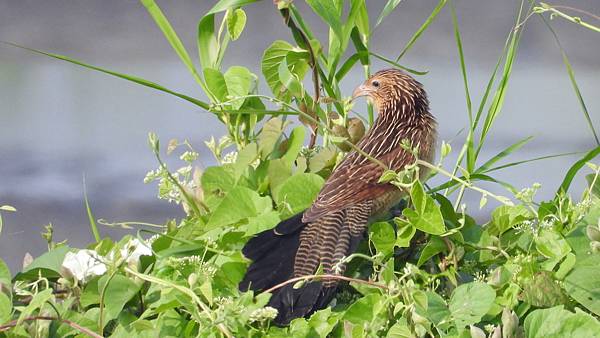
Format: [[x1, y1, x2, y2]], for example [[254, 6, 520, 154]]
[[395, 221, 416, 247], [386, 318, 411, 338], [206, 186, 272, 230], [524, 305, 600, 338], [376, 0, 403, 27], [277, 57, 304, 97], [449, 282, 495, 328], [307, 308, 338, 337], [564, 254, 600, 316], [425, 291, 451, 326], [369, 222, 396, 256], [403, 181, 445, 235], [281, 126, 306, 165], [226, 8, 247, 41], [203, 68, 228, 103], [99, 274, 141, 326], [344, 293, 384, 324], [245, 211, 281, 237], [535, 229, 571, 261], [262, 40, 309, 102], [258, 117, 285, 158], [17, 245, 70, 280], [274, 173, 324, 217], [488, 204, 532, 235], [522, 271, 568, 308], [417, 236, 446, 267], [305, 0, 343, 40], [201, 165, 237, 210], [0, 292, 11, 324], [224, 66, 254, 109], [0, 258, 10, 289]]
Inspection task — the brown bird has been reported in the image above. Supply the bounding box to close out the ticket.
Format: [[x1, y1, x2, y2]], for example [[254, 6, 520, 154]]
[[239, 69, 437, 325]]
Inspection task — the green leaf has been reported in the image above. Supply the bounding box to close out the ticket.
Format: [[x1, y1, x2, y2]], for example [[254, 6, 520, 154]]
[[488, 204, 532, 235], [376, 0, 403, 27], [305, 0, 343, 40], [369, 222, 396, 256], [262, 40, 309, 102], [0, 292, 11, 324], [449, 282, 495, 328], [99, 274, 141, 325], [258, 117, 286, 158], [274, 173, 325, 217], [387, 318, 411, 338], [522, 271, 567, 308], [206, 186, 272, 230], [344, 293, 384, 324], [417, 236, 446, 267], [17, 245, 70, 280], [281, 126, 306, 165], [277, 57, 304, 97], [203, 68, 228, 103], [524, 305, 600, 338], [403, 181, 445, 235], [226, 8, 247, 41], [0, 258, 10, 290], [224, 66, 254, 109], [425, 291, 451, 326], [535, 229, 571, 261], [245, 211, 281, 237], [564, 254, 600, 316]]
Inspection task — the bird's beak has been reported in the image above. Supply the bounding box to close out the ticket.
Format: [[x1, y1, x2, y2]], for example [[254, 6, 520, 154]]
[[352, 84, 370, 100]]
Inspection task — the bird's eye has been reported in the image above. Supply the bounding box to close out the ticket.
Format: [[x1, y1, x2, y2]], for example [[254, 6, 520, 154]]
[[372, 80, 380, 88]]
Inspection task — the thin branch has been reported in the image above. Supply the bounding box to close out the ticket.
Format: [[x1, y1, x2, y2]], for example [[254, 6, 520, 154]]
[[0, 316, 103, 338], [262, 274, 388, 295], [279, 8, 321, 148]]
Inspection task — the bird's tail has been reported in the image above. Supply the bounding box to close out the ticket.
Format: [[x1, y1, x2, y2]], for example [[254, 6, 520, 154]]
[[239, 206, 371, 325]]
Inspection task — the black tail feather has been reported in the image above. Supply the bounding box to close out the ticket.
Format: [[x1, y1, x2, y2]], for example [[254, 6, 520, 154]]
[[239, 213, 305, 292], [239, 211, 364, 325]]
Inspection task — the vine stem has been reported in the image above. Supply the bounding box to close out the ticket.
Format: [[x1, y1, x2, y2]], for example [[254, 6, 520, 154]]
[[124, 267, 232, 338], [0, 316, 103, 338], [262, 274, 388, 295], [417, 160, 514, 206]]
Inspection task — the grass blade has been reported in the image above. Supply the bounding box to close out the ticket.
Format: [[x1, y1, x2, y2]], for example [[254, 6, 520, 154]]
[[370, 52, 428, 75], [140, 0, 204, 86], [396, 0, 447, 61], [540, 16, 599, 145], [83, 177, 101, 243], [556, 146, 600, 195], [2, 42, 210, 110], [485, 151, 580, 174], [449, 1, 472, 122], [376, 0, 404, 28], [474, 136, 533, 174]]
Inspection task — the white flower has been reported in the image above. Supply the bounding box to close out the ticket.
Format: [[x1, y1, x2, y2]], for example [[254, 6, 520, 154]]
[[61, 249, 107, 283], [120, 238, 153, 267]]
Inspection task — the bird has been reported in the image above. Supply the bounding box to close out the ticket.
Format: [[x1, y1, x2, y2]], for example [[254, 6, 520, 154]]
[[239, 68, 437, 325]]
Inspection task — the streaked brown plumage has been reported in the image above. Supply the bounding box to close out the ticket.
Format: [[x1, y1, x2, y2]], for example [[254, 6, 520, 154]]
[[239, 69, 437, 325]]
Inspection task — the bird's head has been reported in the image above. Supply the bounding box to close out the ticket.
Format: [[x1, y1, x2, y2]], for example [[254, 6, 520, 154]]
[[352, 68, 427, 115]]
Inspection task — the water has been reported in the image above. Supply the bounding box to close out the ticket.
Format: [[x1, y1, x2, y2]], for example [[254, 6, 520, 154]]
[[1, 0, 599, 272]]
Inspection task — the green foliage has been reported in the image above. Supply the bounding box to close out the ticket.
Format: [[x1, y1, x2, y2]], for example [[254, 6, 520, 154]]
[[2, 0, 600, 337]]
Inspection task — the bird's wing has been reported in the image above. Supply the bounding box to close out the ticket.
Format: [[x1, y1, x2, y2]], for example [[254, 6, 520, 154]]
[[302, 147, 413, 222]]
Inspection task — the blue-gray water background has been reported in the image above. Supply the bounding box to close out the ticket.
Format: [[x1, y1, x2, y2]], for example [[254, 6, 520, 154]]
[[1, 0, 599, 272]]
